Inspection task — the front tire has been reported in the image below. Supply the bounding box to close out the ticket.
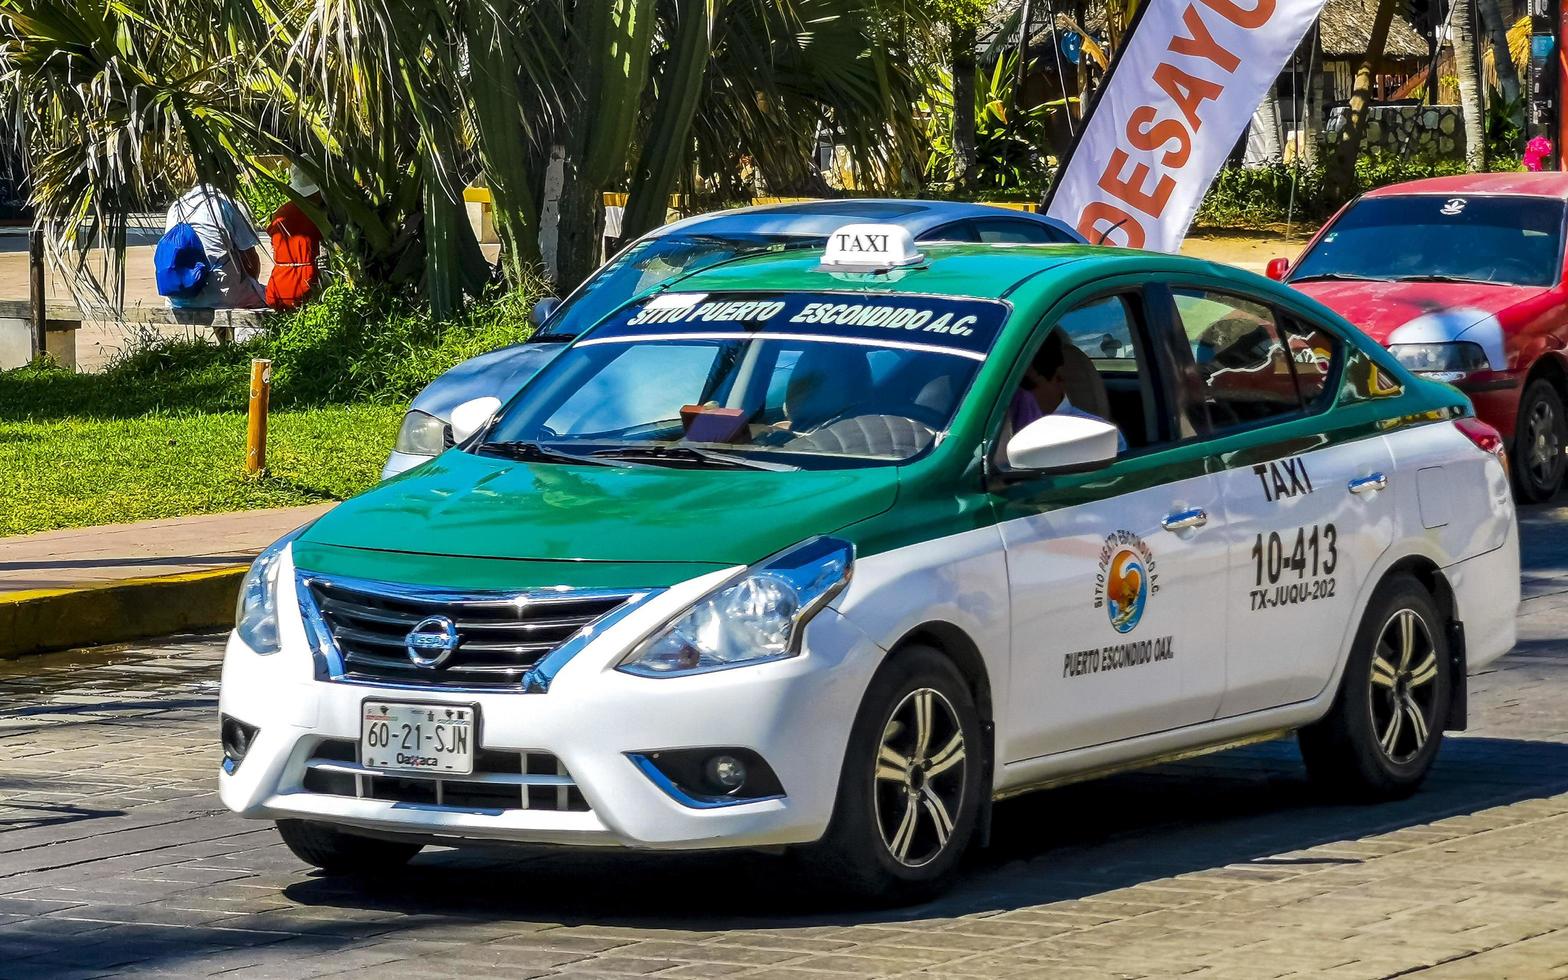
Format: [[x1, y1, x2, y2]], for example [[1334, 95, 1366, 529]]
[[797, 646, 983, 905], [1513, 378, 1566, 503], [1299, 576, 1450, 800], [275, 819, 423, 875]]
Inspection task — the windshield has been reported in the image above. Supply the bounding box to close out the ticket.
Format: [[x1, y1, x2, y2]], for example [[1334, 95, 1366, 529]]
[[1291, 195, 1565, 288], [541, 233, 820, 338], [480, 292, 1010, 469]]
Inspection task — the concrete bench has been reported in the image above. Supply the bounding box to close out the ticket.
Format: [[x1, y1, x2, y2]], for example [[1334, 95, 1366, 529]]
[[0, 300, 272, 372]]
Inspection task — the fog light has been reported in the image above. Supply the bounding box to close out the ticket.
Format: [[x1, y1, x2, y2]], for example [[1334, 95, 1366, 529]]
[[705, 755, 747, 794], [221, 714, 258, 772], [630, 748, 785, 807]]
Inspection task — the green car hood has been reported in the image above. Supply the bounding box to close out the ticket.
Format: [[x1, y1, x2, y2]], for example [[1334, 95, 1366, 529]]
[[300, 448, 900, 570]]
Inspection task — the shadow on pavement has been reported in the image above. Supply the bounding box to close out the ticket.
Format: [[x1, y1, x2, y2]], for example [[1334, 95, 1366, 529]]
[[271, 735, 1568, 928]]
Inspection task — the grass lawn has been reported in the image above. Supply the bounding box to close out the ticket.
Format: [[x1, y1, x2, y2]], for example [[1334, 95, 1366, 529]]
[[0, 403, 402, 537]]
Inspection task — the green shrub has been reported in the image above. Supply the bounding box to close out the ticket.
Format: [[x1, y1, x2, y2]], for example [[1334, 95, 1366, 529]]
[[1194, 156, 1529, 230], [0, 284, 540, 421]]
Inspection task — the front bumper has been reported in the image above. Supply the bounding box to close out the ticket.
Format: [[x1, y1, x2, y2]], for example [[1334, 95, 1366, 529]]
[[217, 554, 884, 851]]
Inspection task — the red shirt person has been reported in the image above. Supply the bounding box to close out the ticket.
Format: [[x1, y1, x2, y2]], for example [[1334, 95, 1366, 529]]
[[265, 169, 324, 309]]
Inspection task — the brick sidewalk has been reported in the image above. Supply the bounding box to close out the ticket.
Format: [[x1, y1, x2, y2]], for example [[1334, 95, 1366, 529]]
[[0, 505, 332, 594]]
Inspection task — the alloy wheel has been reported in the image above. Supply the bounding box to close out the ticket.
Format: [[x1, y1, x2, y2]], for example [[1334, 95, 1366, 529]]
[[1527, 396, 1563, 487], [1368, 609, 1440, 765], [873, 688, 967, 868]]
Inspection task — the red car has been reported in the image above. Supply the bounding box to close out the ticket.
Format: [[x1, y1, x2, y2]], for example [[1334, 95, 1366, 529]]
[[1270, 172, 1568, 502]]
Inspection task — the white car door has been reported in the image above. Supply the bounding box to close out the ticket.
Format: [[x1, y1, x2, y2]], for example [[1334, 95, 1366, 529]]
[[992, 291, 1230, 764], [1168, 287, 1397, 717]]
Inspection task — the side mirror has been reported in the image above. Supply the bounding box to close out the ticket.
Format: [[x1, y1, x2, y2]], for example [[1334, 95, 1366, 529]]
[[529, 297, 560, 327], [450, 396, 502, 444], [1006, 414, 1120, 472], [1265, 257, 1290, 281]]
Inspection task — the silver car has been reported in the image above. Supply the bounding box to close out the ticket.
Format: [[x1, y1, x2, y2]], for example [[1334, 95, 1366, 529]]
[[384, 199, 1083, 477]]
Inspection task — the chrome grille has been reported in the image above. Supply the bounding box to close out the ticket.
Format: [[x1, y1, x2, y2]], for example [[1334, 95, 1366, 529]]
[[302, 576, 633, 688], [302, 739, 590, 812]]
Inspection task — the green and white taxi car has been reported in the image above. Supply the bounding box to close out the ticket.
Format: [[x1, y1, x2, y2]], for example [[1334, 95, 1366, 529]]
[[220, 227, 1519, 901]]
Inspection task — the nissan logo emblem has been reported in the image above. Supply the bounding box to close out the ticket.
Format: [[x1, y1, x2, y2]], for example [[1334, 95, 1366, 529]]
[[405, 615, 460, 668]]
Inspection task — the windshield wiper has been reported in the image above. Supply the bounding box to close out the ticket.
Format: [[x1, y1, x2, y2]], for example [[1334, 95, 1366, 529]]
[[1389, 273, 1505, 285], [1288, 272, 1389, 283], [588, 445, 796, 471], [476, 441, 611, 466]]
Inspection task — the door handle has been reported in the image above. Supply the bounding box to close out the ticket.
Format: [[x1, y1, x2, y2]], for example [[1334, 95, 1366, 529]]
[[1161, 507, 1208, 532], [1348, 472, 1388, 495]]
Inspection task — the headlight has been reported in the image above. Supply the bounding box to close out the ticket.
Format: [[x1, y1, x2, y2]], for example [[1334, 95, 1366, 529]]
[[619, 537, 853, 677], [1389, 342, 1491, 383], [394, 410, 450, 456], [235, 525, 309, 654]]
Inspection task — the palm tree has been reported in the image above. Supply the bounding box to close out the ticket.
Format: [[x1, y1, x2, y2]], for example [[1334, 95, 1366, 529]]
[[1452, 0, 1486, 170], [1, 0, 932, 313], [1476, 0, 1519, 108]]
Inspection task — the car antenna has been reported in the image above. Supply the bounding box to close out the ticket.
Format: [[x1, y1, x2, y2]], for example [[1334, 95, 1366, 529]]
[[1095, 218, 1130, 246]]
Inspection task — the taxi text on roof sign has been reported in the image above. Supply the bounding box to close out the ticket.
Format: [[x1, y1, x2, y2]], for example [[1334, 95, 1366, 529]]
[[819, 223, 926, 272]]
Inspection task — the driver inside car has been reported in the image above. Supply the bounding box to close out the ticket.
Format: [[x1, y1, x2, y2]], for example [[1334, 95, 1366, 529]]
[[1007, 329, 1127, 452]]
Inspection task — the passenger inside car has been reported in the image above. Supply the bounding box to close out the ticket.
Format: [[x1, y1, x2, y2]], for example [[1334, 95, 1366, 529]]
[[1005, 329, 1128, 452]]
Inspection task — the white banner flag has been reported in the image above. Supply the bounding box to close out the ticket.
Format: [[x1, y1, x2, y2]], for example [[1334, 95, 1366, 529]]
[[1043, 0, 1328, 251]]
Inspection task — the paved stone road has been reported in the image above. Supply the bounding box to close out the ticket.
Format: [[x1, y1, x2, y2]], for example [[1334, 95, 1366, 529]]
[[5, 509, 1568, 979]]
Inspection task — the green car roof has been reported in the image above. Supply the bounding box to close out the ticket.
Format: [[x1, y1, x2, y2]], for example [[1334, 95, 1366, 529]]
[[661, 242, 1244, 302], [667, 242, 1100, 299]]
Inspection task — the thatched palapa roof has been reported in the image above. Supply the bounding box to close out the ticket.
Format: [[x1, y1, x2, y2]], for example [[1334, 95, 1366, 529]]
[[979, 0, 1428, 62], [1316, 0, 1428, 59]]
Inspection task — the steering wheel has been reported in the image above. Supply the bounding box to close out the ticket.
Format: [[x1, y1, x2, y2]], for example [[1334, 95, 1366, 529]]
[[796, 402, 949, 437]]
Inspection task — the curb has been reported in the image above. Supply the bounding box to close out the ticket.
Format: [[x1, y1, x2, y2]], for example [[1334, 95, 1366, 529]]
[[0, 567, 245, 659]]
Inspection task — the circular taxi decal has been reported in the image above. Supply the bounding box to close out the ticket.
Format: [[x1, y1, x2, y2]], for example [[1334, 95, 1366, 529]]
[[1105, 548, 1149, 633], [1095, 530, 1159, 635]]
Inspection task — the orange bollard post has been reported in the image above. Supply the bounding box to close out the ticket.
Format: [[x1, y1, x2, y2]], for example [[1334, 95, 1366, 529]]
[[246, 358, 272, 476]]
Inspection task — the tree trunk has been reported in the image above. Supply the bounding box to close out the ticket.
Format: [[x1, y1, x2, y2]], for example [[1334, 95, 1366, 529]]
[[553, 151, 605, 293], [1454, 0, 1486, 170], [950, 20, 978, 190], [1477, 0, 1520, 107], [623, 0, 723, 242], [554, 0, 654, 290], [1324, 0, 1398, 201], [465, 2, 543, 283]]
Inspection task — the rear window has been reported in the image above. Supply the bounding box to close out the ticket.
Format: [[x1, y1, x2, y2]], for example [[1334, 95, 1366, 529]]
[[1291, 195, 1565, 288]]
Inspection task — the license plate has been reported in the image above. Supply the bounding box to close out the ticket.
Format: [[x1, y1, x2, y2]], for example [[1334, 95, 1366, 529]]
[[361, 701, 476, 776]]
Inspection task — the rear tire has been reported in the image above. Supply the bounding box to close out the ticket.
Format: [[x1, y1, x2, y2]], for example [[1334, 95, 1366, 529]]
[[796, 646, 983, 905], [1512, 378, 1566, 503], [275, 819, 423, 875], [1299, 575, 1450, 800]]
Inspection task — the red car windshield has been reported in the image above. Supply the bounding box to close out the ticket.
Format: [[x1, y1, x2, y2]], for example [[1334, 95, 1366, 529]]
[[1291, 194, 1565, 288]]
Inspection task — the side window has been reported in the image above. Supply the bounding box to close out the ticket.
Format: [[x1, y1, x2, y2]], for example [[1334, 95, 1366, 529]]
[[1174, 289, 1330, 429], [998, 293, 1157, 460], [1058, 296, 1137, 363], [1280, 318, 1341, 407], [969, 218, 1063, 244]]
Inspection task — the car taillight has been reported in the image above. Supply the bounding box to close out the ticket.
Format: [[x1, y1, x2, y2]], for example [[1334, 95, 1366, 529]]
[[1455, 417, 1505, 457]]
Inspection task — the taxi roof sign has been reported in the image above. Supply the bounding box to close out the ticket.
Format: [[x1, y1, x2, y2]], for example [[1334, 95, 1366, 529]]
[[819, 223, 925, 273]]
